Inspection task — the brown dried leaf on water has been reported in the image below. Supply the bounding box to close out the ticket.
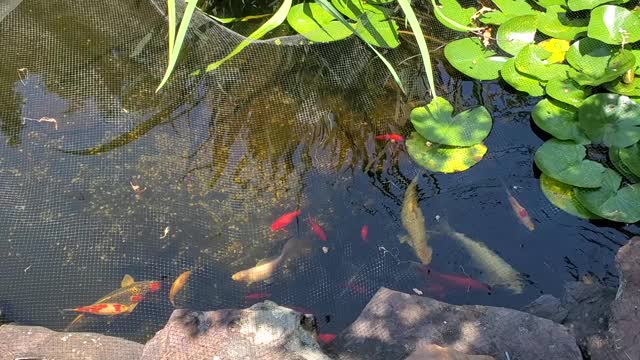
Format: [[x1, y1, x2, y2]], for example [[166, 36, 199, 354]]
[[412, 288, 423, 295], [129, 180, 146, 194], [22, 116, 58, 130], [471, 6, 494, 22], [17, 67, 28, 84], [481, 27, 493, 48]]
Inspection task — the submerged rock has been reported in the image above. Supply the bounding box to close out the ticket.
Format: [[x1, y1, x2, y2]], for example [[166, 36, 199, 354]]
[[405, 342, 495, 360], [522, 294, 568, 323], [0, 323, 143, 360], [141, 301, 329, 360], [332, 287, 581, 360]]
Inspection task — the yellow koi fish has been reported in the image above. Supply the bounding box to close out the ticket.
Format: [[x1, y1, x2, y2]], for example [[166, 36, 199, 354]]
[[400, 175, 432, 265], [169, 270, 192, 307]]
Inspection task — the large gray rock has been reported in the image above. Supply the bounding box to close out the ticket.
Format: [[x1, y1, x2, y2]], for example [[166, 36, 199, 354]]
[[405, 342, 495, 360], [0, 323, 143, 360], [522, 294, 568, 323], [332, 287, 581, 360], [141, 301, 330, 360]]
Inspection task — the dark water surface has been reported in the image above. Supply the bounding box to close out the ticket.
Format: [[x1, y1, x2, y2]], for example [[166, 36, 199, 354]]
[[0, 0, 637, 343]]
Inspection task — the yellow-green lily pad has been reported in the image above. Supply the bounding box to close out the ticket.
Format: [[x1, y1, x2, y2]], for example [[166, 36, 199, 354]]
[[406, 132, 488, 173], [540, 174, 602, 219]]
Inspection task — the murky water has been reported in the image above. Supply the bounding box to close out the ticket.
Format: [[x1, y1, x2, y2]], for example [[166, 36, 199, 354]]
[[0, 0, 637, 343]]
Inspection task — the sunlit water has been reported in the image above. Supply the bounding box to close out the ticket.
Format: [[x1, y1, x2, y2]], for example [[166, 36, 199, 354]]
[[0, 0, 637, 343]]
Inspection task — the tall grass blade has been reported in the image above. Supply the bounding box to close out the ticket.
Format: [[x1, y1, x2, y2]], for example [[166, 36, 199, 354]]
[[168, 0, 176, 57], [203, 13, 272, 24], [314, 0, 406, 95], [156, 0, 198, 92], [203, 0, 292, 73], [397, 0, 436, 99]]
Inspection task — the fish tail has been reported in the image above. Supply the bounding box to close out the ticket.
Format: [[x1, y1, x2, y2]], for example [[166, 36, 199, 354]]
[[65, 314, 85, 331], [436, 218, 453, 234]]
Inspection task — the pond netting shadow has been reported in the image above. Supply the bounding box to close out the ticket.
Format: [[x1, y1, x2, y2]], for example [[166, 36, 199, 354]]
[[0, 0, 625, 353]]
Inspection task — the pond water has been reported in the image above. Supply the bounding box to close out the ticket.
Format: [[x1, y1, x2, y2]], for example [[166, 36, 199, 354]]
[[0, 0, 636, 344]]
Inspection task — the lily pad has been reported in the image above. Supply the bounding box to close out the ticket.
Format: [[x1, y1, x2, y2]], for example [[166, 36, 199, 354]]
[[575, 168, 640, 223], [610, 147, 640, 182], [540, 174, 602, 219], [588, 5, 640, 45], [545, 78, 591, 107], [538, 38, 571, 63], [410, 97, 492, 147], [501, 58, 545, 96], [534, 139, 605, 188], [434, 0, 477, 31], [331, 0, 389, 20], [514, 44, 571, 81], [537, 6, 588, 40], [534, 0, 568, 7], [566, 39, 635, 86], [353, 12, 400, 48], [444, 38, 508, 80], [568, 0, 629, 11], [532, 99, 590, 144], [287, 3, 352, 42], [618, 142, 640, 178], [496, 15, 538, 55], [480, 0, 538, 25], [578, 93, 640, 147], [605, 77, 640, 97], [406, 132, 488, 173]]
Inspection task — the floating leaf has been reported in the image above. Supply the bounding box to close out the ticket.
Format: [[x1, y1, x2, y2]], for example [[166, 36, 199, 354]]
[[605, 77, 640, 96], [534, 139, 605, 188], [540, 174, 602, 219], [575, 168, 640, 223], [433, 0, 477, 31], [444, 38, 508, 80], [410, 97, 492, 147], [331, 0, 389, 20], [480, 0, 538, 25], [515, 44, 571, 81], [567, 0, 629, 11], [545, 78, 591, 107], [532, 99, 590, 143], [496, 15, 538, 55], [537, 6, 588, 40], [501, 58, 545, 96], [578, 93, 640, 147], [534, 0, 568, 7], [406, 132, 488, 173], [287, 3, 352, 42], [566, 39, 635, 86], [610, 147, 640, 182], [618, 142, 640, 178], [353, 12, 400, 48], [588, 5, 640, 45], [538, 38, 571, 63]]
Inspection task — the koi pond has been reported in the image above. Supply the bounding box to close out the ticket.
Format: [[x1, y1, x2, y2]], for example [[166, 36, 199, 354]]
[[0, 0, 638, 345]]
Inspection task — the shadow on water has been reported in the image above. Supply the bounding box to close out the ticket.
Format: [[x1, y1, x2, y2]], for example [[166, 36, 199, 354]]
[[0, 0, 636, 344]]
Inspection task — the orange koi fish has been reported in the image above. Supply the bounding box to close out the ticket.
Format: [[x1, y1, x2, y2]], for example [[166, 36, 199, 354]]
[[360, 225, 369, 242], [64, 303, 132, 315], [232, 238, 308, 285], [375, 134, 404, 143], [505, 188, 535, 231], [308, 217, 327, 241], [169, 270, 192, 307], [66, 274, 162, 330], [271, 210, 301, 232]]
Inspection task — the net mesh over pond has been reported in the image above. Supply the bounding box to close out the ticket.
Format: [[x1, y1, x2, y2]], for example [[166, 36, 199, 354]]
[[0, 0, 628, 350]]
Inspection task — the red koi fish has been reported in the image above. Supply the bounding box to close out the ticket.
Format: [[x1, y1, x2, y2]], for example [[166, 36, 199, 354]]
[[375, 134, 405, 143], [308, 217, 327, 241], [361, 225, 369, 242], [318, 333, 337, 345], [425, 283, 447, 299], [429, 270, 491, 292], [505, 189, 535, 231], [64, 303, 132, 315], [271, 210, 301, 232], [245, 292, 272, 301]]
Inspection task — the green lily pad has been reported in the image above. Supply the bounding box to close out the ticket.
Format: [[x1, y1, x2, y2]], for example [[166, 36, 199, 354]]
[[588, 5, 640, 45], [514, 44, 571, 81], [287, 3, 352, 42], [575, 168, 640, 223], [568, 0, 629, 11], [496, 15, 538, 55], [534, 0, 568, 7], [353, 12, 399, 48], [534, 139, 605, 188], [540, 174, 602, 219], [501, 58, 545, 96], [532, 99, 590, 144], [566, 39, 635, 86], [578, 93, 640, 147], [410, 97, 492, 147], [406, 132, 488, 173], [480, 0, 538, 25], [537, 6, 588, 40], [444, 38, 508, 80], [610, 147, 640, 182], [605, 77, 640, 96], [434, 0, 477, 31], [618, 142, 640, 178], [331, 0, 389, 20], [545, 78, 591, 107]]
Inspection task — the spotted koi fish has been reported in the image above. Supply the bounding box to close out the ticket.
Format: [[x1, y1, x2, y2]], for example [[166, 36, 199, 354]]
[[64, 303, 132, 315]]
